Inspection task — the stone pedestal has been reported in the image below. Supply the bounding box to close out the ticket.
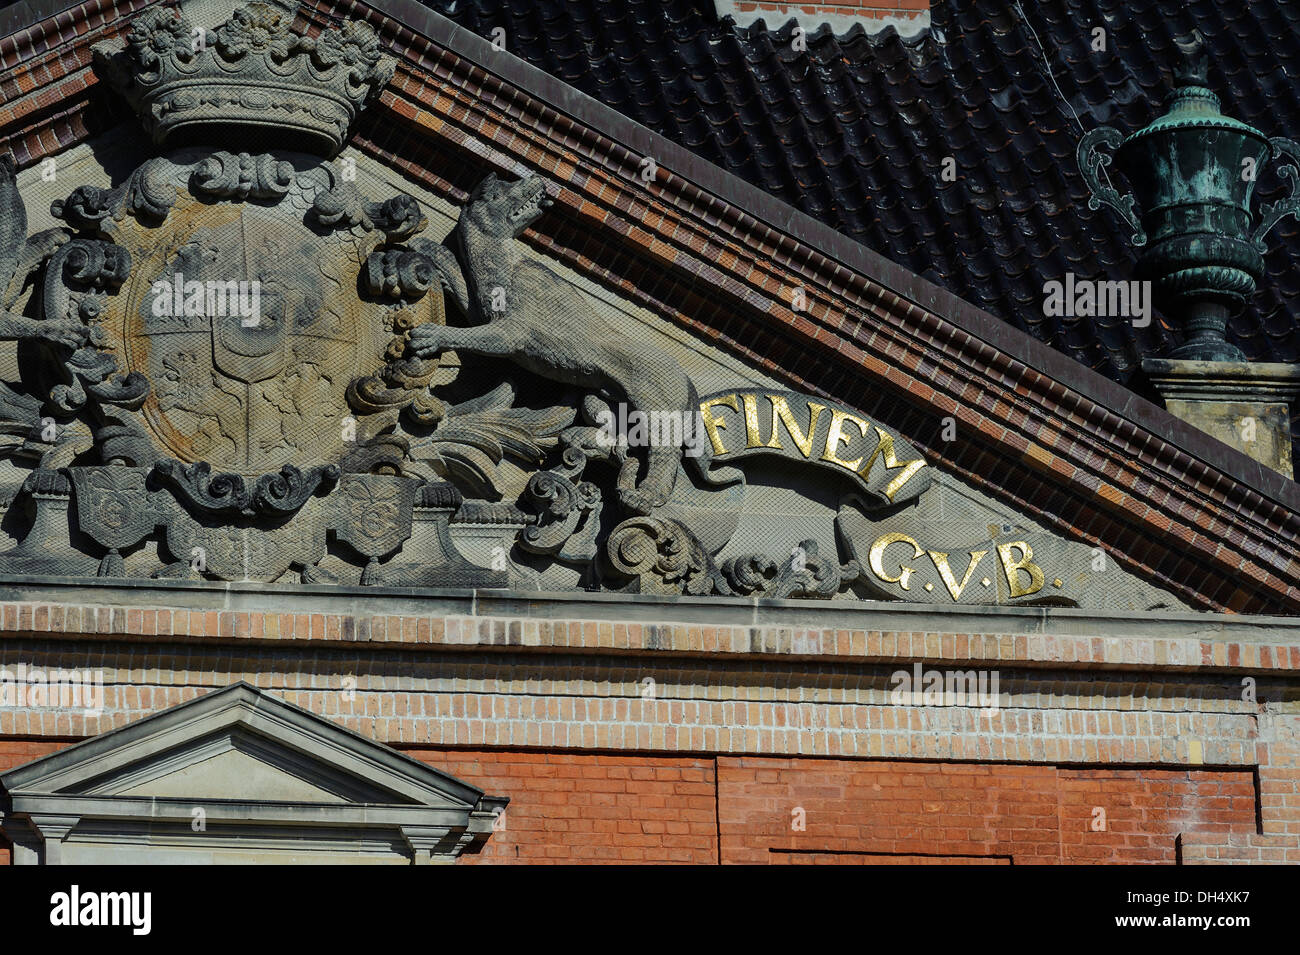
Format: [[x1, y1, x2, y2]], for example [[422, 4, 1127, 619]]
[[1143, 359, 1300, 479]]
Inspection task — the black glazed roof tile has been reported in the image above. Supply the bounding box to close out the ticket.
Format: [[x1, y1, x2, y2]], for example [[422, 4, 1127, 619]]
[[422, 0, 1300, 381]]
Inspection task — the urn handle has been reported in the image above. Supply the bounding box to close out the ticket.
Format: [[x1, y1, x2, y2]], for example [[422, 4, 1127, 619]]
[[1077, 126, 1147, 247], [1252, 137, 1300, 253]]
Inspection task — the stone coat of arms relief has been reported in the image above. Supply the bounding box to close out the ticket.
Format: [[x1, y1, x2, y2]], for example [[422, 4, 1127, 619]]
[[0, 3, 1178, 610]]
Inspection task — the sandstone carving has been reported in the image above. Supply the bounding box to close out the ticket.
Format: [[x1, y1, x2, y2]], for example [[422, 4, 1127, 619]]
[[407, 172, 716, 516], [0, 4, 1179, 611]]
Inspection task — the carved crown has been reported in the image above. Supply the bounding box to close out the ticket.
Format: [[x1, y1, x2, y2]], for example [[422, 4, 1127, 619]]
[[94, 3, 396, 156]]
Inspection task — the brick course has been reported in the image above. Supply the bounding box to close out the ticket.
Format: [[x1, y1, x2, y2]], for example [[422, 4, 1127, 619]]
[[0, 594, 1297, 863]]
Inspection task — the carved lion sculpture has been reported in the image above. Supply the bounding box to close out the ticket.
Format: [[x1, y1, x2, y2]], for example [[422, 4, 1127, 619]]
[[409, 172, 710, 515]]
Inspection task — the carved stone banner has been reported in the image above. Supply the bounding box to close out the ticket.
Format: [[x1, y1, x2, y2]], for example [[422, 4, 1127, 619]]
[[697, 389, 931, 506]]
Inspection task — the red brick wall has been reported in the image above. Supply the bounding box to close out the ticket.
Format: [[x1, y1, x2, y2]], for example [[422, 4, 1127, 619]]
[[715, 758, 1256, 865], [413, 751, 720, 864], [0, 738, 70, 865], [0, 740, 1264, 864], [401, 750, 1257, 865], [0, 738, 67, 772]]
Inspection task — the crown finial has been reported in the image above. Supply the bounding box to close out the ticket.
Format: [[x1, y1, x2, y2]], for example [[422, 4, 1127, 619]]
[[94, 4, 395, 156]]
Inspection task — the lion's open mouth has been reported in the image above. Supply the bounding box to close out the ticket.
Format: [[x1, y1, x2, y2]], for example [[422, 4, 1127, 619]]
[[508, 180, 550, 223]]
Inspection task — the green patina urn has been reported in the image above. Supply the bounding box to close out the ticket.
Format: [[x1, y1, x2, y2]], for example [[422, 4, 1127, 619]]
[[1078, 35, 1300, 361]]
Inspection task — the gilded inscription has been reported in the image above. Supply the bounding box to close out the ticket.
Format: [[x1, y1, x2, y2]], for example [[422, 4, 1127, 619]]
[[696, 389, 931, 506], [863, 534, 1047, 601]]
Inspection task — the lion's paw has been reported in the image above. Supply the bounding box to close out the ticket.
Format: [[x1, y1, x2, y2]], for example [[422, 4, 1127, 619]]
[[618, 484, 670, 516]]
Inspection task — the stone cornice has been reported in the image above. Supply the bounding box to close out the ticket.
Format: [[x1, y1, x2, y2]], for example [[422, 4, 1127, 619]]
[[1, 580, 1298, 676]]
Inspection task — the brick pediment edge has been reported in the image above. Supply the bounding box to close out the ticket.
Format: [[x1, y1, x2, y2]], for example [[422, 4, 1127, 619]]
[[2, 0, 1298, 613]]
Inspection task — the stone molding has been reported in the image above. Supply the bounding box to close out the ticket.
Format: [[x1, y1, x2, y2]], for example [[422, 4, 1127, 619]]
[[0, 581, 1296, 672]]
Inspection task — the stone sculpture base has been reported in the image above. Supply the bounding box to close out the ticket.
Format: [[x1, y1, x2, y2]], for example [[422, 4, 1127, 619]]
[[1143, 358, 1300, 479]]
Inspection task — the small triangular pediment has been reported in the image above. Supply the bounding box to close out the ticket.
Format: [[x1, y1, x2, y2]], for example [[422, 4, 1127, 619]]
[[1, 683, 482, 810], [115, 747, 347, 803]]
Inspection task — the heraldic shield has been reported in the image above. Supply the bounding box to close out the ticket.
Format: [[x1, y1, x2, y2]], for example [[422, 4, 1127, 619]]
[[107, 154, 389, 477]]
